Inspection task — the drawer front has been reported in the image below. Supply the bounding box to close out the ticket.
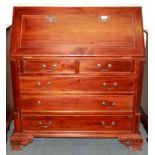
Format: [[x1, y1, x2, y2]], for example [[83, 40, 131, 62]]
[[22, 115, 133, 132], [20, 77, 135, 93], [22, 60, 75, 73], [20, 95, 134, 113], [80, 60, 134, 73]]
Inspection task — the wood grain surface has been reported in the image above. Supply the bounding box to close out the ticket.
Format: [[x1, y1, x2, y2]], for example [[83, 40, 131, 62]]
[[10, 7, 145, 151]]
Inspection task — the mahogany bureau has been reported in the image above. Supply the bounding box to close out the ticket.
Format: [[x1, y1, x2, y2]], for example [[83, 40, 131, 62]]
[[10, 7, 145, 151]]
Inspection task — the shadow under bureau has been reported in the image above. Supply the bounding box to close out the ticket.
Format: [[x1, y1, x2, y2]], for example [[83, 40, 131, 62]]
[[10, 7, 145, 151]]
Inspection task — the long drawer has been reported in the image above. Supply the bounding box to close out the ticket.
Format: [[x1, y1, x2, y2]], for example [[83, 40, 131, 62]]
[[22, 115, 133, 132], [20, 95, 134, 113], [19, 76, 135, 93]]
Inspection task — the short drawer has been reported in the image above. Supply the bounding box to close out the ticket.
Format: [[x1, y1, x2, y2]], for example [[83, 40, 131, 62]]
[[22, 115, 133, 132], [80, 59, 134, 73], [20, 95, 134, 113], [19, 76, 135, 93], [22, 60, 75, 73]]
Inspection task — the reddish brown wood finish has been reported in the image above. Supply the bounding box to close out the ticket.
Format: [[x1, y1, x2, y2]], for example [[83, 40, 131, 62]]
[[10, 133, 33, 150], [20, 95, 134, 113], [21, 14, 134, 48], [22, 115, 133, 132], [19, 76, 135, 93], [10, 60, 22, 132], [23, 60, 75, 73], [119, 135, 143, 151], [80, 59, 134, 73], [10, 7, 145, 57], [10, 7, 145, 151]]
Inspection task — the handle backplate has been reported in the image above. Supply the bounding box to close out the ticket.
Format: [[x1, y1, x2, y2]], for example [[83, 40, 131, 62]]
[[101, 121, 116, 128]]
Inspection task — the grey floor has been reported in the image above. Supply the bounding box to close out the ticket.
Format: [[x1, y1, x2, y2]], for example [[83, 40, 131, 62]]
[[6, 122, 148, 155]]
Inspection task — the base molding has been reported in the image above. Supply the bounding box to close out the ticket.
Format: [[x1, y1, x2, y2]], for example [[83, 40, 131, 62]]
[[10, 132, 33, 150], [119, 134, 143, 151], [10, 132, 143, 151]]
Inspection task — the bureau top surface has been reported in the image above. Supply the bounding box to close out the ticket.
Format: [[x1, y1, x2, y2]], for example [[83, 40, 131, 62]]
[[10, 7, 145, 58]]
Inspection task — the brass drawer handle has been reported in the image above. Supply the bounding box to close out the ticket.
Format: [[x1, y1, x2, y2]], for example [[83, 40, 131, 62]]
[[41, 63, 57, 72], [38, 121, 52, 125], [101, 101, 117, 107], [52, 64, 57, 68], [38, 121, 52, 128], [98, 16, 110, 23], [111, 102, 117, 106], [36, 82, 41, 87], [36, 81, 52, 88], [51, 64, 57, 70], [96, 64, 102, 69], [107, 63, 112, 68], [113, 82, 118, 87], [101, 121, 116, 128], [96, 63, 112, 71], [101, 101, 107, 106], [44, 16, 56, 23], [39, 125, 49, 128], [41, 64, 47, 69], [102, 82, 107, 87], [102, 82, 118, 89], [47, 81, 52, 87]]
